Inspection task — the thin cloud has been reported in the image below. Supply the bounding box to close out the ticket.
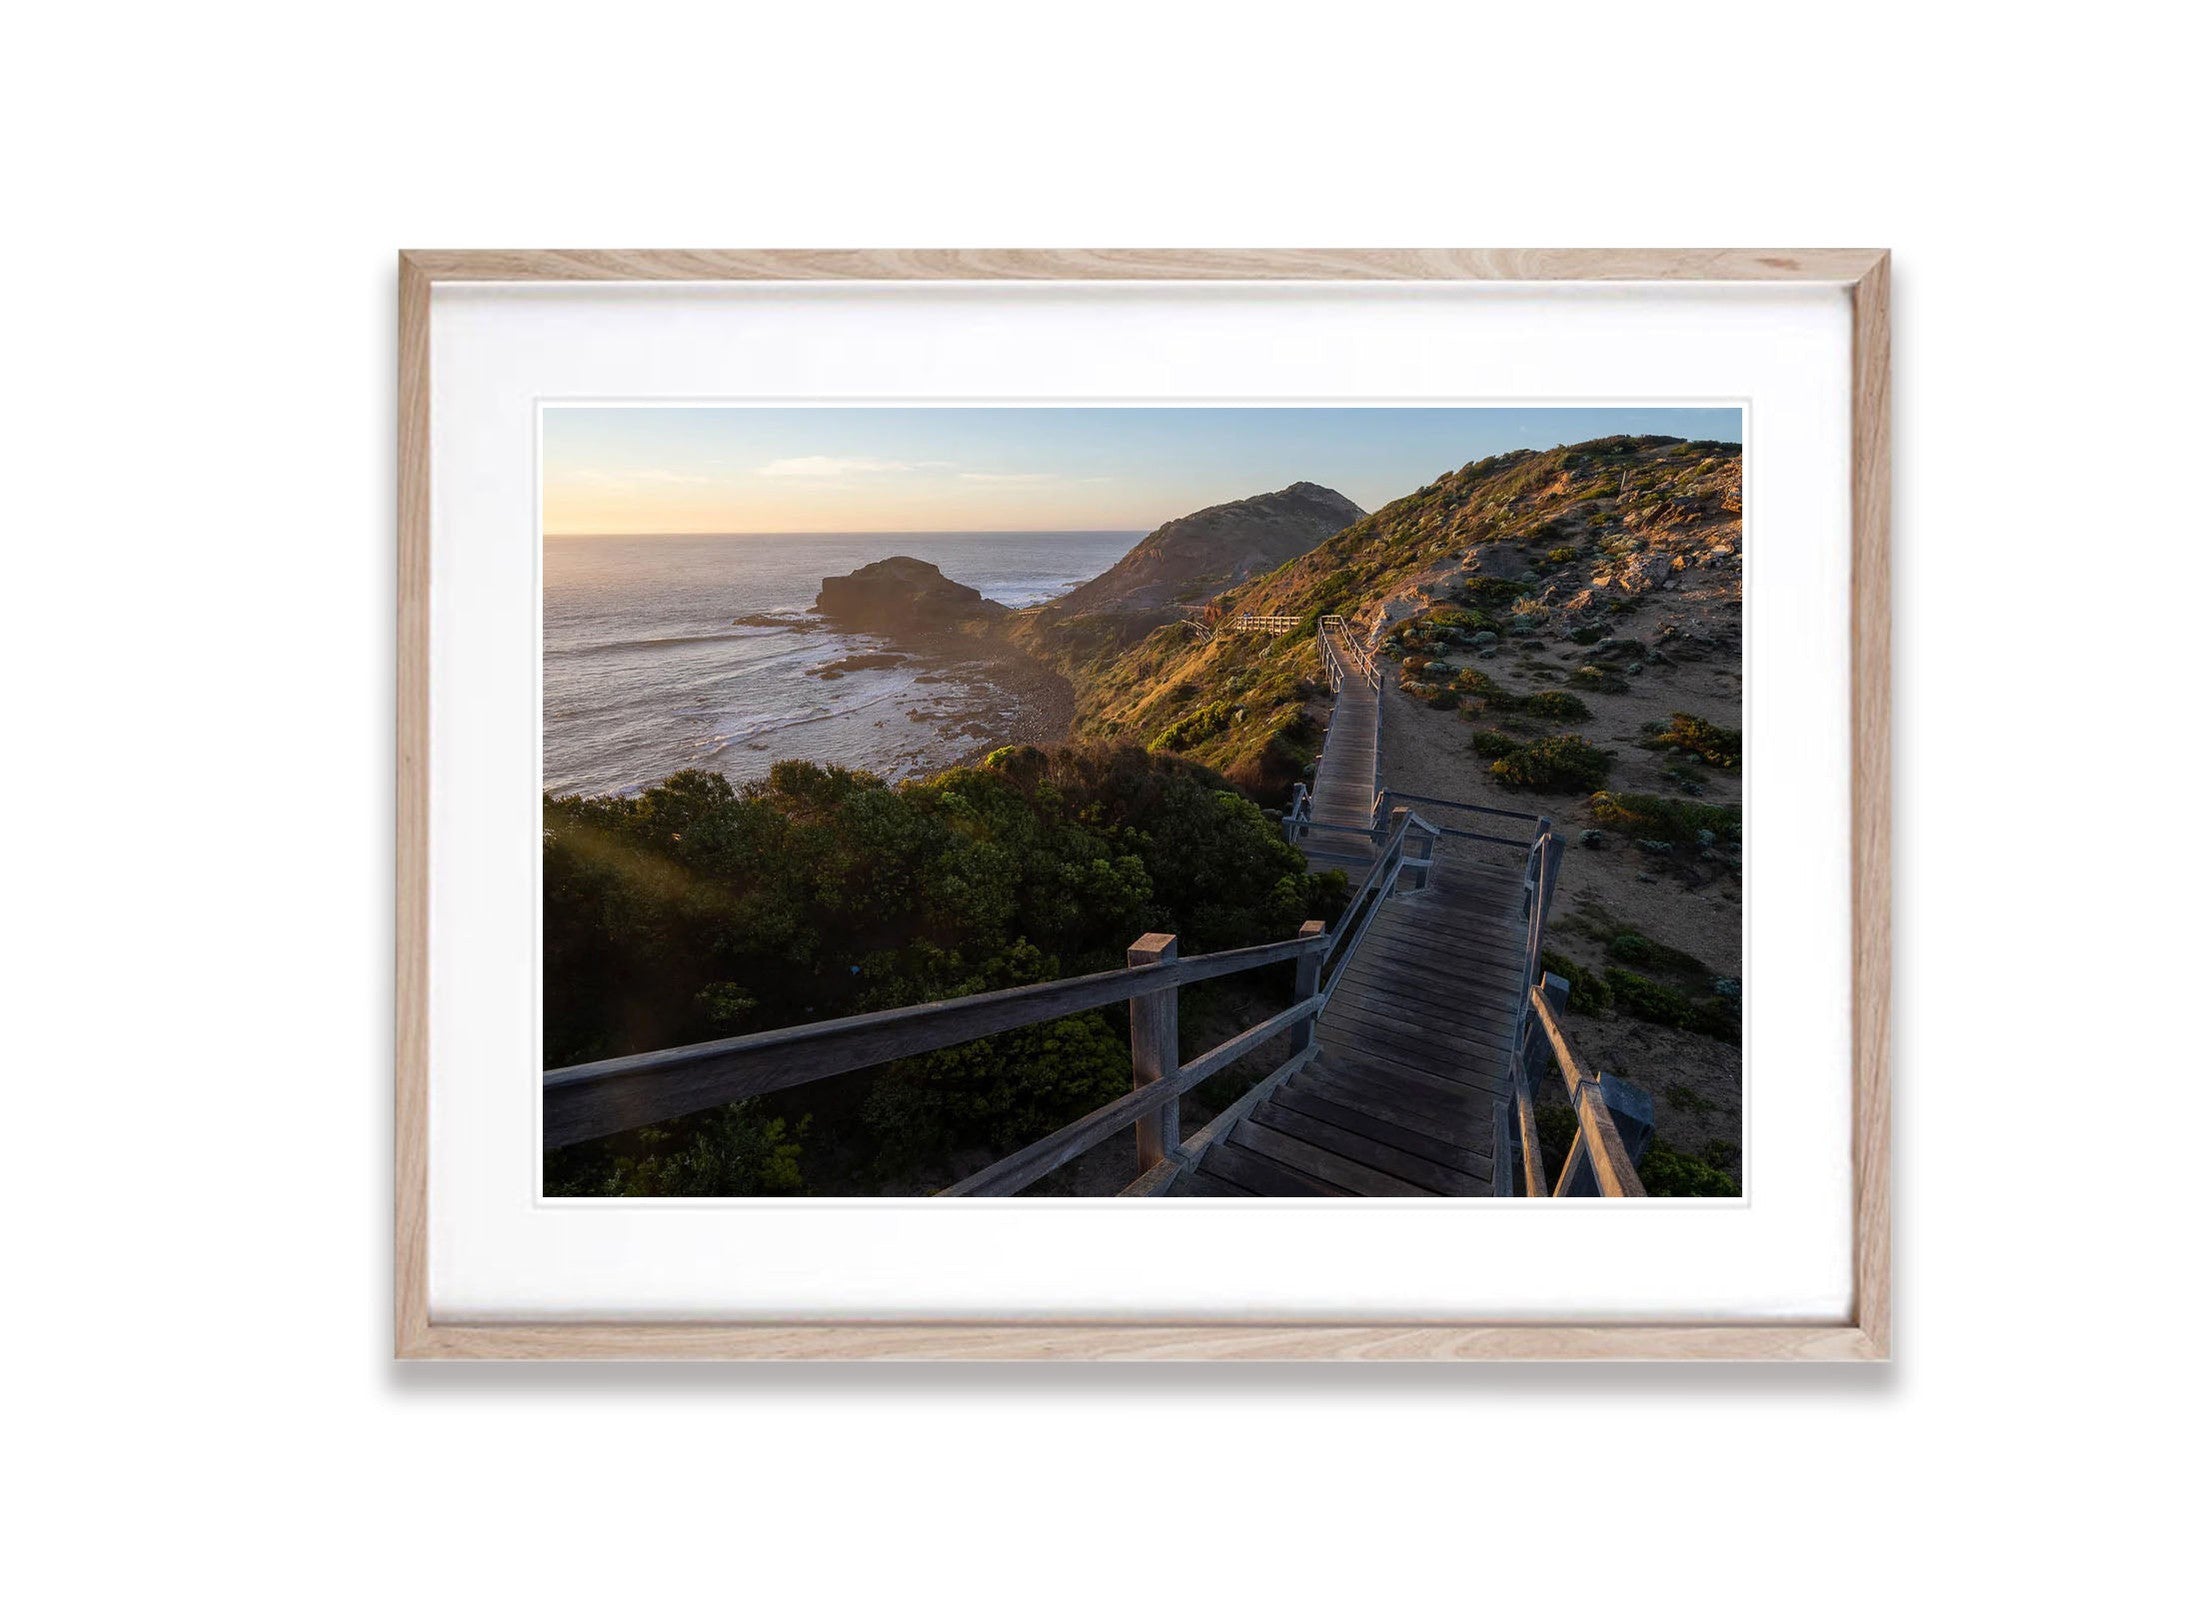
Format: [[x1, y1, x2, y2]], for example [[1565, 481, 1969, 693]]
[[959, 471, 1056, 484], [557, 467, 716, 488], [757, 455, 955, 478]]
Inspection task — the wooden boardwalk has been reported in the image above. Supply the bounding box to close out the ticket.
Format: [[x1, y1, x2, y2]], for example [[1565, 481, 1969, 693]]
[[1185, 662, 1531, 1198], [1296, 647, 1380, 877]]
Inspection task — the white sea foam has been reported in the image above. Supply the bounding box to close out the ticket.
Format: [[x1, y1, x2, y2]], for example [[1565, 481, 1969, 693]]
[[543, 529, 1138, 794]]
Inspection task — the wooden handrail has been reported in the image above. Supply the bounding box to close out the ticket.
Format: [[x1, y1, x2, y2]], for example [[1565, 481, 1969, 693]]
[[942, 1001, 1322, 1196], [544, 930, 1326, 1148], [1319, 821, 1410, 986], [1375, 789, 1545, 826], [1528, 985, 1647, 1198], [1321, 827, 1409, 998]]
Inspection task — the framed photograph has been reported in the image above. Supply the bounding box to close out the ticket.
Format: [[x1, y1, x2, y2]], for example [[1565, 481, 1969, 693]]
[[397, 249, 1889, 1359]]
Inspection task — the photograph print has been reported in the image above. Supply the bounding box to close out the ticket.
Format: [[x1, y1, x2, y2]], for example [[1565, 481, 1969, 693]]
[[541, 405, 1744, 1200]]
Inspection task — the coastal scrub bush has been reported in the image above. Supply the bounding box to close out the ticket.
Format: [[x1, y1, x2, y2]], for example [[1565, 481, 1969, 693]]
[[1149, 700, 1236, 752], [1472, 729, 1520, 759], [1608, 929, 1711, 980], [1568, 665, 1629, 695], [1516, 690, 1591, 722], [1638, 1138, 1741, 1198], [541, 746, 1345, 1192], [1450, 666, 1504, 699], [862, 1012, 1131, 1171], [1538, 951, 1609, 1015], [1607, 970, 1741, 1043], [546, 1099, 808, 1198], [1586, 790, 1742, 847], [1646, 711, 1742, 768], [1458, 576, 1526, 608], [1488, 734, 1614, 793]]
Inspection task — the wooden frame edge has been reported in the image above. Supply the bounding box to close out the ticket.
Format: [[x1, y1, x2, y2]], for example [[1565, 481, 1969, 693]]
[[404, 1320, 1881, 1362], [394, 248, 1892, 1361], [396, 254, 433, 1358], [1849, 252, 1893, 1360], [399, 246, 1883, 285]]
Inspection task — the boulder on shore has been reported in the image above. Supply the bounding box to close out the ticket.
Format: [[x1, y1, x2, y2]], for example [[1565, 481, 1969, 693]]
[[814, 557, 1006, 632]]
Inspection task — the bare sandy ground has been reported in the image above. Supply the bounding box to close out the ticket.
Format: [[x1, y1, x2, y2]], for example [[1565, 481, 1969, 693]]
[[1375, 575, 1746, 1180]]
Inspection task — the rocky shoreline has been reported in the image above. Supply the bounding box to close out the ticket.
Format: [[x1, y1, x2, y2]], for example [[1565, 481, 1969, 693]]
[[809, 555, 1076, 771]]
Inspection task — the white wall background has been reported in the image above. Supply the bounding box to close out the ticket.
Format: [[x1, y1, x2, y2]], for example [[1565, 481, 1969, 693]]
[[5, 3, 2187, 1594]]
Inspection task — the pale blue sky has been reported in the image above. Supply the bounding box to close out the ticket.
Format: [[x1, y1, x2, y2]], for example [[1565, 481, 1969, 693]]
[[544, 406, 1743, 535]]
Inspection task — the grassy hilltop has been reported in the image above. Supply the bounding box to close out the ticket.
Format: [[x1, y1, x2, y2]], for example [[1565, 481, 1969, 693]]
[[1054, 435, 1742, 801]]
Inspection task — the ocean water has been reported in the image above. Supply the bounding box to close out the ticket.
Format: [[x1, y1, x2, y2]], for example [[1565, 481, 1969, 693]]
[[544, 530, 1141, 796]]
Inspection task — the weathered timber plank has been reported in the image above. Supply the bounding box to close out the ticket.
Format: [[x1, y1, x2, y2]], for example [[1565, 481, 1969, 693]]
[[1320, 1006, 1503, 1058], [1287, 1070, 1491, 1152], [1330, 967, 1524, 1027], [1314, 1049, 1507, 1108], [1315, 1017, 1514, 1083], [1306, 1080, 1498, 1147], [1349, 932, 1529, 991], [1127, 933, 1180, 1172], [1229, 1119, 1438, 1198], [1202, 1141, 1342, 1198], [1178, 1171, 1256, 1198], [1269, 1084, 1484, 1173], [1250, 1101, 1475, 1195], [1323, 986, 1520, 1042]]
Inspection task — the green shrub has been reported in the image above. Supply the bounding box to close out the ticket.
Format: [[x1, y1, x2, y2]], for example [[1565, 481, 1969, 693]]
[[1472, 729, 1521, 759], [1639, 1138, 1741, 1198], [1538, 951, 1609, 1015], [1607, 930, 1709, 980], [1568, 665, 1630, 695], [1647, 712, 1741, 768], [1450, 666, 1504, 699], [1606, 968, 1694, 1027], [1516, 690, 1591, 722], [1489, 734, 1614, 793], [547, 1099, 808, 1198], [864, 1013, 1132, 1172], [1586, 790, 1742, 846], [1608, 970, 1741, 1043], [1540, 544, 1579, 567], [1458, 576, 1526, 608], [1148, 700, 1236, 752]]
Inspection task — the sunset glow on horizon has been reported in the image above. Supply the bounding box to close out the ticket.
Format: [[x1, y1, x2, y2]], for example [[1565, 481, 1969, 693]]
[[543, 405, 1743, 537]]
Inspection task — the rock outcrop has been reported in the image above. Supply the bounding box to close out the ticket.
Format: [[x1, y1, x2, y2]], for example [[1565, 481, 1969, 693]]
[[814, 557, 1007, 632], [1049, 481, 1364, 616]]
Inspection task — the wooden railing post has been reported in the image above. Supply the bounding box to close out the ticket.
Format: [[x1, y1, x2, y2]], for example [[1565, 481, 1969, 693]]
[[1127, 933, 1181, 1171], [1289, 920, 1326, 1056]]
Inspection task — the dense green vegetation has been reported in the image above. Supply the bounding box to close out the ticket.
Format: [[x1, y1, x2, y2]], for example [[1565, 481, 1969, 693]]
[[542, 745, 1347, 1195]]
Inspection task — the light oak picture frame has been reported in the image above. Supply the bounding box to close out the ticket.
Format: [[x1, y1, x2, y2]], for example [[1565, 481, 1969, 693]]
[[396, 248, 1890, 1360]]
